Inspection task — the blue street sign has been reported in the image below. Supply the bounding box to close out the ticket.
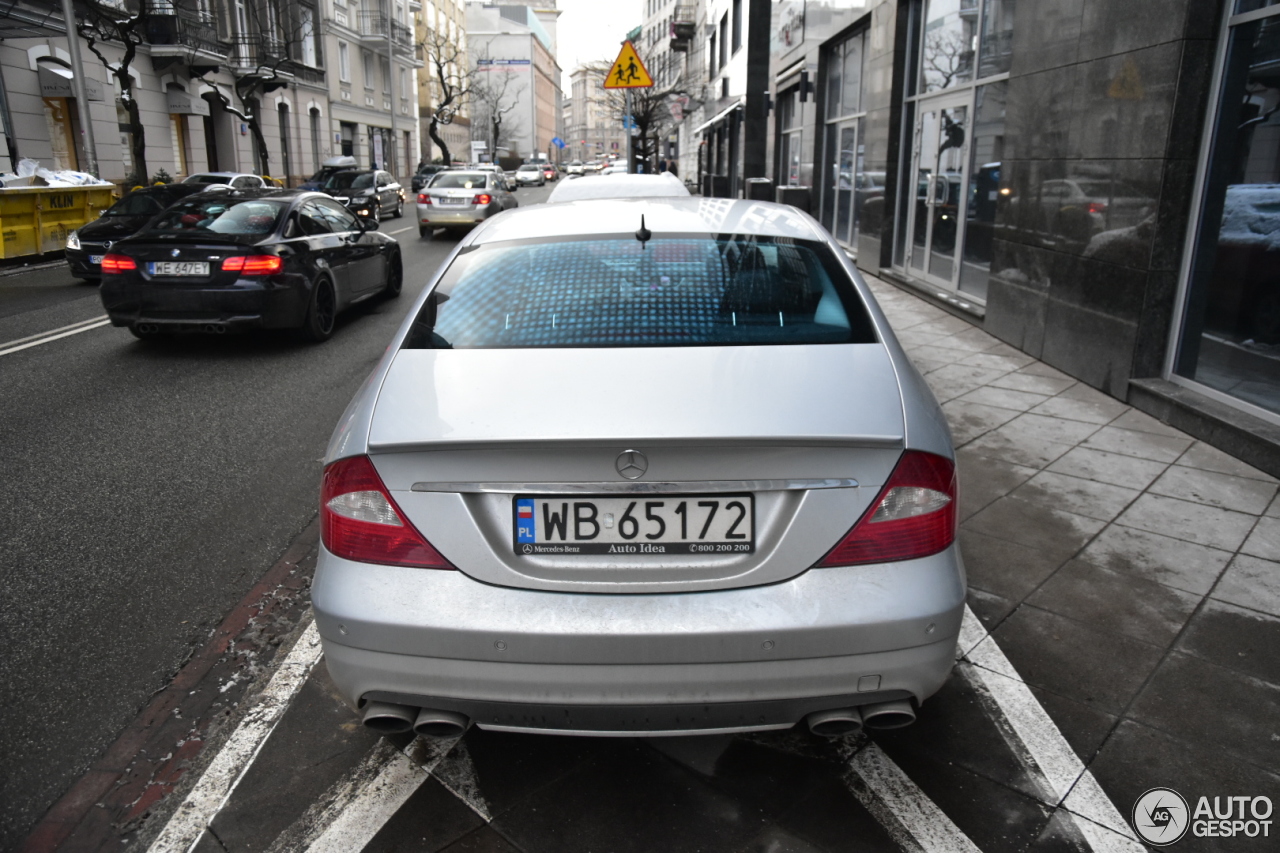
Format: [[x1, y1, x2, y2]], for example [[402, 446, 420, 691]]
[[551, 136, 566, 149], [622, 116, 636, 130]]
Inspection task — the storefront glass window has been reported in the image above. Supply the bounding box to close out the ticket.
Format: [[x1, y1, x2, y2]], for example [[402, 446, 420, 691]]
[[977, 0, 1014, 78], [959, 80, 1006, 300], [826, 42, 844, 120], [820, 30, 869, 247], [918, 0, 977, 94], [1175, 16, 1280, 418], [842, 34, 863, 116]]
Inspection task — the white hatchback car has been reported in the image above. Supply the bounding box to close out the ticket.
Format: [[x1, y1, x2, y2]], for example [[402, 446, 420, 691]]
[[315, 197, 963, 739]]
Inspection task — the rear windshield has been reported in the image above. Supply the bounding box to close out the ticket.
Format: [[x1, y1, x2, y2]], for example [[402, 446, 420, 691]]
[[143, 198, 287, 236], [107, 193, 165, 216], [325, 172, 374, 190], [430, 172, 488, 189], [404, 235, 878, 349]]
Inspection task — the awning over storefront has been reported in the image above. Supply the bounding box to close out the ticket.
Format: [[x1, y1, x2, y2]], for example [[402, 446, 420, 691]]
[[693, 97, 743, 135], [167, 90, 211, 116], [37, 61, 102, 101]]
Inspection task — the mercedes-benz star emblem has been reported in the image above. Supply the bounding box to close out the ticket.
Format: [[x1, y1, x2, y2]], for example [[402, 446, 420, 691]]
[[616, 449, 648, 480], [170, 248, 181, 258]]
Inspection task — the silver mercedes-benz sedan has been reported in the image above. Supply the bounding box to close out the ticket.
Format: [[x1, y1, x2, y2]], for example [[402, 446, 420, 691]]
[[314, 197, 964, 739]]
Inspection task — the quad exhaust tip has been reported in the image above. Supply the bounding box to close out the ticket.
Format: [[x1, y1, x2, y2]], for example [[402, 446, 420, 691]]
[[806, 707, 863, 737], [413, 708, 469, 738], [860, 699, 917, 730], [360, 702, 469, 738]]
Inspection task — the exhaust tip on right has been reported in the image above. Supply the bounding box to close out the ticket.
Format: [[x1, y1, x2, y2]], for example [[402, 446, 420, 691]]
[[413, 708, 469, 738], [860, 699, 917, 730]]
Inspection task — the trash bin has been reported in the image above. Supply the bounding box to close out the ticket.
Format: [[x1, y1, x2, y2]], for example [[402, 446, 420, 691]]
[[0, 185, 116, 259], [746, 178, 773, 201], [775, 186, 812, 214]]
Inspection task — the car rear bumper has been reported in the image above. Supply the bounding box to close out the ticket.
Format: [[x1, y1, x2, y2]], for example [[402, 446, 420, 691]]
[[417, 204, 493, 226], [314, 545, 965, 733], [99, 276, 306, 330]]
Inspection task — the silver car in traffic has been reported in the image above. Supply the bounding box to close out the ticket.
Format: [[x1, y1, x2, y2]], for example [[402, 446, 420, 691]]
[[315, 197, 963, 739], [415, 170, 517, 238]]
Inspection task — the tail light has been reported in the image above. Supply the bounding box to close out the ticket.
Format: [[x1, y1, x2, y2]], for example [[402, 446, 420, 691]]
[[101, 254, 136, 273], [1086, 201, 1107, 214], [321, 455, 454, 569], [473, 193, 492, 204], [417, 193, 432, 204], [222, 255, 283, 275], [817, 451, 957, 567]]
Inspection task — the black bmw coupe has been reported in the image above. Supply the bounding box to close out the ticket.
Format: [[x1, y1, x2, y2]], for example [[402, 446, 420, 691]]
[[98, 189, 402, 342]]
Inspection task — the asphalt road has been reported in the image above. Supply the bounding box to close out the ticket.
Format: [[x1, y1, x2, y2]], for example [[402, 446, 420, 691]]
[[0, 181, 557, 849]]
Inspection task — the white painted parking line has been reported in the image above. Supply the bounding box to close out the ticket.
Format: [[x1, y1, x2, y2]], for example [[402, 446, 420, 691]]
[[960, 606, 1144, 851], [296, 736, 460, 853], [386, 226, 414, 235], [844, 741, 982, 853], [428, 738, 491, 820], [0, 315, 110, 357], [147, 620, 323, 853]]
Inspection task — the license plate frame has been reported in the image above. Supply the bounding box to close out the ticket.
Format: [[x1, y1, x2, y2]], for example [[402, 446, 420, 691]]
[[89, 254, 104, 265], [513, 494, 755, 556], [148, 261, 210, 277]]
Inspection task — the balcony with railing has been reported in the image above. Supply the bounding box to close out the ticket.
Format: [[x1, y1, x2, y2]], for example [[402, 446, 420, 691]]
[[146, 9, 229, 63], [357, 11, 419, 64], [225, 32, 324, 83]]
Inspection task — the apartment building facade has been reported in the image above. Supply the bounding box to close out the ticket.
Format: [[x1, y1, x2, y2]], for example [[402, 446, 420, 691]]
[[0, 0, 421, 186]]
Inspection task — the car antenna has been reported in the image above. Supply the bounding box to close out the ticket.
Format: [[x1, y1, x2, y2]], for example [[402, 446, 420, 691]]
[[636, 214, 651, 248]]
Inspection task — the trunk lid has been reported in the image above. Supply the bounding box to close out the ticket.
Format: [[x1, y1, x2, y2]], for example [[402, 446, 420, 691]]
[[367, 344, 907, 593]]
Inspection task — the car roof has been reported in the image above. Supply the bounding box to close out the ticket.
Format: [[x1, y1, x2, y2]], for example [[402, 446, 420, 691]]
[[546, 173, 690, 204], [473, 196, 824, 243], [187, 172, 257, 179]]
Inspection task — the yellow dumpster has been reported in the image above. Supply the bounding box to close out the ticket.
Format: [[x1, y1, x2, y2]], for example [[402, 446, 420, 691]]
[[0, 185, 117, 260]]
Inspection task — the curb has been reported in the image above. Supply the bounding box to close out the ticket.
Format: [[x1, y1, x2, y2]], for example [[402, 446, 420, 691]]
[[19, 518, 320, 853]]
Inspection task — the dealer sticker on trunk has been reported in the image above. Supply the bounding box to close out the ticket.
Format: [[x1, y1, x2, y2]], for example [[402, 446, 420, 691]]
[[514, 495, 754, 555]]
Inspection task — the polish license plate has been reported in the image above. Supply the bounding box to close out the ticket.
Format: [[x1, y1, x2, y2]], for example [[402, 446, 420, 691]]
[[149, 261, 209, 276], [438, 197, 469, 206], [513, 495, 754, 556], [89, 255, 103, 264]]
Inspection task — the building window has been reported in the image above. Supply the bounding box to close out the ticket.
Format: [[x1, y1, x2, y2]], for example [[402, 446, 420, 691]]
[[309, 108, 321, 171], [719, 15, 727, 68], [300, 6, 317, 67], [709, 30, 717, 77], [363, 52, 375, 90], [819, 31, 869, 250], [731, 0, 742, 54], [338, 41, 350, 82], [278, 102, 292, 182], [1173, 6, 1280, 420]]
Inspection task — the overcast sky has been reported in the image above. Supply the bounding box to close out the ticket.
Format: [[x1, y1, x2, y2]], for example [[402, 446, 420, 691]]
[[554, 0, 643, 90]]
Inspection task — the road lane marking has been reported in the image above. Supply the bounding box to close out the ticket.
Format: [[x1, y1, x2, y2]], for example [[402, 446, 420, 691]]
[[0, 315, 110, 356], [386, 226, 414, 235], [146, 620, 323, 853], [282, 735, 460, 853], [428, 738, 490, 820], [961, 607, 1144, 850], [843, 741, 982, 853]]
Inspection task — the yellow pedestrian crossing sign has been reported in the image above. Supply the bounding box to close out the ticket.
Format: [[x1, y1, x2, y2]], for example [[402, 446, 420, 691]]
[[604, 41, 654, 89]]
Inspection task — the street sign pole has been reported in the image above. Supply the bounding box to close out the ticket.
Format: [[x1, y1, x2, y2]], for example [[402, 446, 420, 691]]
[[625, 89, 632, 174]]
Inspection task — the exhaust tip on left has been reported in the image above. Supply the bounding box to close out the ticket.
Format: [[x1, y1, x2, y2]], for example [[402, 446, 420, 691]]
[[805, 707, 863, 737], [361, 701, 417, 734]]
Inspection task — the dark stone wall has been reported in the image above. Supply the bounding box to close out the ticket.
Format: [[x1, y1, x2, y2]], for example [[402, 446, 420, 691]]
[[984, 0, 1222, 398]]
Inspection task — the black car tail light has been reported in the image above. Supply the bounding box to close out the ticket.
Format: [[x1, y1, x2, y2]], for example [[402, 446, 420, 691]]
[[222, 256, 283, 275], [101, 254, 136, 273]]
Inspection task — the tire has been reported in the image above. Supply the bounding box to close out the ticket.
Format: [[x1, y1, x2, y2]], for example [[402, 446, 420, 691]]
[[383, 253, 402, 298], [300, 277, 336, 342], [419, 224, 431, 238], [394, 198, 404, 218]]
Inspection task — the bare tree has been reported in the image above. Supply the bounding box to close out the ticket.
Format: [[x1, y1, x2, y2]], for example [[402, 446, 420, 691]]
[[75, 0, 170, 183], [584, 51, 690, 173], [921, 29, 973, 93], [197, 0, 315, 178], [420, 26, 473, 165], [470, 63, 525, 160]]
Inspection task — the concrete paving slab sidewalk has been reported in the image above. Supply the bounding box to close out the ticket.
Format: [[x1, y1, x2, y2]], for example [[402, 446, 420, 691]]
[[23, 272, 1280, 853]]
